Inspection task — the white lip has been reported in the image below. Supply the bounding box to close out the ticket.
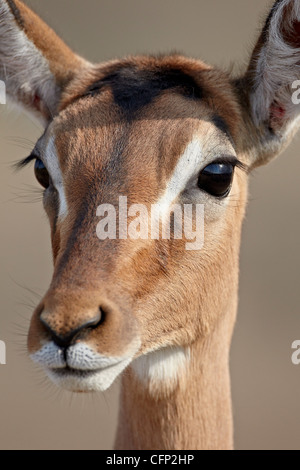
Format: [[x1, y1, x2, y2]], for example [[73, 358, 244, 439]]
[[31, 341, 140, 392], [45, 357, 132, 392]]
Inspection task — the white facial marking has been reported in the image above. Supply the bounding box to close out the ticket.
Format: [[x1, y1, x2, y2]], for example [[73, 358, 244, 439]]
[[44, 136, 68, 219], [67, 343, 128, 370], [131, 346, 190, 392], [47, 356, 133, 392], [30, 342, 66, 369], [156, 138, 202, 217]]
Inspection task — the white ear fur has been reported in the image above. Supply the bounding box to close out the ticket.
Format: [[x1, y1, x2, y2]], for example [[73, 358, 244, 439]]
[[249, 0, 300, 133], [0, 1, 59, 123]]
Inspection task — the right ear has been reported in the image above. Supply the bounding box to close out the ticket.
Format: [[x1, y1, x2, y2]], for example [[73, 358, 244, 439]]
[[236, 0, 300, 168], [0, 0, 90, 124]]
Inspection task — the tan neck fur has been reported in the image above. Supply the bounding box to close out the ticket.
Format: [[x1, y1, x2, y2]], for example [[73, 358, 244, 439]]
[[115, 309, 236, 450]]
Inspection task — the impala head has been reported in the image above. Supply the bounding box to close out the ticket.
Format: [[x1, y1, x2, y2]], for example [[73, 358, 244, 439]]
[[2, 0, 300, 394]]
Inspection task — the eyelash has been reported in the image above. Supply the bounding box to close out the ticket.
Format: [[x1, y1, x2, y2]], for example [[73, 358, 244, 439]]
[[206, 157, 248, 173], [16, 153, 39, 169]]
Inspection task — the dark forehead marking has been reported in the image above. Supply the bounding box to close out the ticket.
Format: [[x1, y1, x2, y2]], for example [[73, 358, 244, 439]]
[[85, 65, 203, 114], [212, 115, 231, 138], [211, 114, 235, 149]]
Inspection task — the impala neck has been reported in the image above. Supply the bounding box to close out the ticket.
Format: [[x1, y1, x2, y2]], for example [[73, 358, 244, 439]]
[[115, 312, 236, 450]]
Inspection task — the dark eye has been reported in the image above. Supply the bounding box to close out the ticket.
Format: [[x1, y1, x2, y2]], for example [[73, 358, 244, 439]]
[[34, 159, 50, 189], [197, 162, 235, 198]]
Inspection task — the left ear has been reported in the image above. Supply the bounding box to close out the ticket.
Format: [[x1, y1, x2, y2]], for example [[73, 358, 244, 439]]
[[238, 0, 300, 167], [0, 0, 91, 124]]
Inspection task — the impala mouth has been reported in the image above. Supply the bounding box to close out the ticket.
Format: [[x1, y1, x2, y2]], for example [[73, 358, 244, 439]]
[[45, 357, 133, 392], [31, 341, 140, 392], [50, 365, 115, 378]]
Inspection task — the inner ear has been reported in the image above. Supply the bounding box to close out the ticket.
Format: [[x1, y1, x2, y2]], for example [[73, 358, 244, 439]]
[[281, 5, 300, 48]]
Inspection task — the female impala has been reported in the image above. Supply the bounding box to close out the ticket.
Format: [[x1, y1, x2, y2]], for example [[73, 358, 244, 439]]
[[1, 0, 299, 450]]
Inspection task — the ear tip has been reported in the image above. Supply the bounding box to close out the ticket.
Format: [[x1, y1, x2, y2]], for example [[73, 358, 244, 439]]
[[0, 0, 90, 123], [2, 0, 25, 29]]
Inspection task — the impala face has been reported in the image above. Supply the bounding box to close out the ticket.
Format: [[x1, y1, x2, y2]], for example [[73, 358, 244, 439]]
[[1, 0, 299, 399], [25, 59, 248, 392]]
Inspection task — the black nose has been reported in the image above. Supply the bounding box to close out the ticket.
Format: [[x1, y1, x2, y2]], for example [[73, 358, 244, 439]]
[[40, 310, 102, 349]]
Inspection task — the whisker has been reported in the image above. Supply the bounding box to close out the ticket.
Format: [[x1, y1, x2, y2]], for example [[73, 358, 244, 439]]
[[7, 184, 43, 204], [5, 136, 36, 149], [8, 277, 44, 300]]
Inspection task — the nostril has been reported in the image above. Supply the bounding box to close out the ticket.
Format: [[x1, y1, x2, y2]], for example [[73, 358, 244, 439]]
[[97, 307, 106, 326], [39, 308, 104, 349], [83, 310, 103, 329]]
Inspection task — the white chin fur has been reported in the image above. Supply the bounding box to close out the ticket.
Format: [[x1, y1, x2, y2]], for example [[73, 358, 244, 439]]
[[31, 341, 139, 392], [131, 346, 190, 395], [45, 357, 132, 392]]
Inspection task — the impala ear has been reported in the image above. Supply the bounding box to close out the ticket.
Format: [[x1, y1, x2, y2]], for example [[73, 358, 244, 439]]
[[0, 0, 90, 124], [238, 0, 300, 167]]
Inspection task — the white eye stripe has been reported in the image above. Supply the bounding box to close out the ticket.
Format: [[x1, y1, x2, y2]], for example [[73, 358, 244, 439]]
[[156, 138, 203, 216], [44, 136, 68, 219], [155, 135, 237, 219], [161, 138, 202, 204]]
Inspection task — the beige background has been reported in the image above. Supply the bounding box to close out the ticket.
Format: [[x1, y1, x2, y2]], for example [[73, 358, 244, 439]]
[[0, 0, 299, 450]]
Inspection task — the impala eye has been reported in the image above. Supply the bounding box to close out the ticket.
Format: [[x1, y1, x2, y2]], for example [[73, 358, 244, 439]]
[[34, 159, 50, 189], [198, 161, 235, 198]]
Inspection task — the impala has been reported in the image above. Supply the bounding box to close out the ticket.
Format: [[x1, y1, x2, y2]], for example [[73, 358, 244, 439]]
[[1, 0, 299, 450]]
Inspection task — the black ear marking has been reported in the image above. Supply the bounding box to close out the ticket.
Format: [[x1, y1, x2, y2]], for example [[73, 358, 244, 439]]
[[5, 0, 24, 29], [262, 0, 283, 40]]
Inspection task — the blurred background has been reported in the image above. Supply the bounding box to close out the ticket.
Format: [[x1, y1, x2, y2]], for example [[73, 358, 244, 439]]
[[0, 0, 299, 450]]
